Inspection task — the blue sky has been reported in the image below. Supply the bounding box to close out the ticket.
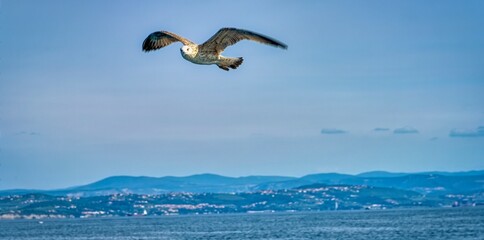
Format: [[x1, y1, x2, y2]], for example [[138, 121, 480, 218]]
[[0, 1, 483, 189]]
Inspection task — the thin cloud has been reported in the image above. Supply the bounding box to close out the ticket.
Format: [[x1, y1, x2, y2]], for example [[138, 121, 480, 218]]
[[15, 131, 40, 136], [320, 128, 347, 135], [373, 127, 390, 132], [393, 126, 419, 134], [449, 126, 484, 138]]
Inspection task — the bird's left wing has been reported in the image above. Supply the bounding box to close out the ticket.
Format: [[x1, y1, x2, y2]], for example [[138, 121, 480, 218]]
[[199, 28, 288, 54], [142, 31, 195, 52]]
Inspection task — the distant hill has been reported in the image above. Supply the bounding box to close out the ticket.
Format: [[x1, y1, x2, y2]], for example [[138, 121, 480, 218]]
[[300, 173, 356, 183], [73, 174, 295, 194], [0, 171, 482, 197], [0, 174, 296, 196], [357, 170, 484, 178], [356, 171, 409, 178]]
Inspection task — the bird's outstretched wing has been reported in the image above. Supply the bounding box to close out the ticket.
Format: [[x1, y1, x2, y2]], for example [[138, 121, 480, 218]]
[[199, 28, 288, 54], [142, 31, 195, 52]]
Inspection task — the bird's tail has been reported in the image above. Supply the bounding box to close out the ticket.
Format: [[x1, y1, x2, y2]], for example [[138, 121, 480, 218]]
[[217, 57, 243, 71]]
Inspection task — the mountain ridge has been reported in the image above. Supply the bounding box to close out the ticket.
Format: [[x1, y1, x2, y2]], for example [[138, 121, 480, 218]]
[[1, 170, 482, 197]]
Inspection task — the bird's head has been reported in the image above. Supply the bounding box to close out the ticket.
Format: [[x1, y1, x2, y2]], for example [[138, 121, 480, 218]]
[[180, 45, 197, 58]]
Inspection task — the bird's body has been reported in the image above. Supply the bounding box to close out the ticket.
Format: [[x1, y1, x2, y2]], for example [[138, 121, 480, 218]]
[[142, 28, 287, 71]]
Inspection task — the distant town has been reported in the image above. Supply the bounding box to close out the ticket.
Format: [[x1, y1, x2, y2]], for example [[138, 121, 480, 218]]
[[1, 183, 482, 219]]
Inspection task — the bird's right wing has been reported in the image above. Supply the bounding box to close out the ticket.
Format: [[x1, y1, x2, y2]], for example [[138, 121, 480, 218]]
[[142, 31, 195, 52]]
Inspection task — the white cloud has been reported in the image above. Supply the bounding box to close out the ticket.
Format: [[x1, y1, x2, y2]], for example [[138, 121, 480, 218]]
[[320, 128, 347, 134], [449, 126, 484, 138], [393, 126, 419, 134]]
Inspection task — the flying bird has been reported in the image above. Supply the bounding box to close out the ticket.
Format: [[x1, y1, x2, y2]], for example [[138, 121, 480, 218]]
[[142, 28, 287, 71]]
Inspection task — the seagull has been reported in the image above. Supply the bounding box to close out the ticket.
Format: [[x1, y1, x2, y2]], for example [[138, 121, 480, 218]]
[[142, 27, 287, 71]]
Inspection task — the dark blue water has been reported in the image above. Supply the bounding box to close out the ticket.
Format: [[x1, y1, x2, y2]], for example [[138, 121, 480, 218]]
[[0, 207, 483, 239]]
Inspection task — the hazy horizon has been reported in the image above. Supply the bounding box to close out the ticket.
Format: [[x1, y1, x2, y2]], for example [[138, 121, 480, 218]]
[[1, 1, 483, 189]]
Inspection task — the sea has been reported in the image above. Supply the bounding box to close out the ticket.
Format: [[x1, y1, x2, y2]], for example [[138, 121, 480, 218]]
[[0, 207, 483, 240]]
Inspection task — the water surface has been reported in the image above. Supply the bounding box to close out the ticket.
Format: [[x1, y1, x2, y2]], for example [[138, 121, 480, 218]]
[[0, 207, 482, 239]]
